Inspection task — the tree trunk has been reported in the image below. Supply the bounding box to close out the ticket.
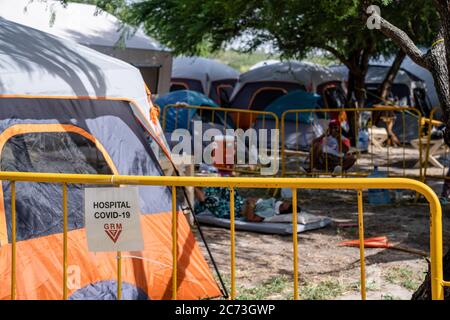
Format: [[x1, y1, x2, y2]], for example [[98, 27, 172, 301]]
[[378, 49, 407, 101], [354, 71, 367, 109], [411, 26, 450, 300], [346, 69, 366, 146], [427, 29, 450, 143], [412, 253, 450, 300], [371, 3, 450, 299]]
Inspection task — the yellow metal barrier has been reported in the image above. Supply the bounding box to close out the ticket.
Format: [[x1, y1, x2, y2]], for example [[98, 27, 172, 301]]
[[421, 108, 448, 184], [3, 172, 446, 300], [172, 185, 177, 300], [281, 107, 423, 179], [161, 104, 280, 176], [10, 181, 16, 300], [357, 190, 366, 300], [161, 104, 279, 133]]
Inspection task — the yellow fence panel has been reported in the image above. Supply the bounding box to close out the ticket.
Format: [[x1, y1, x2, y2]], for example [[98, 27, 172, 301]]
[[2, 171, 446, 300], [421, 108, 449, 186], [281, 106, 424, 179], [161, 104, 280, 176]]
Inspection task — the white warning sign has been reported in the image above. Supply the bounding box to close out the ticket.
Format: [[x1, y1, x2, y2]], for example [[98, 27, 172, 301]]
[[84, 186, 144, 252]]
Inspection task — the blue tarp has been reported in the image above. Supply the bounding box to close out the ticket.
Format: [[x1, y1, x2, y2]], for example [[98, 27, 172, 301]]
[[156, 90, 227, 132], [264, 90, 321, 123]]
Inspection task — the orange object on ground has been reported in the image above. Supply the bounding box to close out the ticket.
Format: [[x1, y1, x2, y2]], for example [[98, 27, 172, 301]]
[[338, 236, 427, 257]]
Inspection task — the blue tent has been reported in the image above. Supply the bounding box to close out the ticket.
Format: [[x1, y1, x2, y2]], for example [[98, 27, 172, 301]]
[[264, 90, 321, 123], [156, 90, 223, 132]]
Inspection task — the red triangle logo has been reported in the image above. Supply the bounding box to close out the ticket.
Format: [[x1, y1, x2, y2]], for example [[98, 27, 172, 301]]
[[105, 228, 122, 243]]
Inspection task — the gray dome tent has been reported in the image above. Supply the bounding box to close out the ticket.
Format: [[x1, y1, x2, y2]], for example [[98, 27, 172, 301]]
[[170, 57, 239, 105], [230, 61, 345, 111], [330, 64, 431, 116], [330, 64, 430, 143]]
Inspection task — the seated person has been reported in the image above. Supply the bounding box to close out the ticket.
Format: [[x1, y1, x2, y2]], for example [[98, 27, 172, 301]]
[[194, 187, 296, 222], [310, 119, 356, 175]]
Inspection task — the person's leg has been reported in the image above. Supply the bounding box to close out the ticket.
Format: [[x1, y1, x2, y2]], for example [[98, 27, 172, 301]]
[[325, 154, 342, 172], [343, 154, 357, 171], [240, 198, 264, 222], [310, 141, 322, 171], [441, 168, 450, 198]]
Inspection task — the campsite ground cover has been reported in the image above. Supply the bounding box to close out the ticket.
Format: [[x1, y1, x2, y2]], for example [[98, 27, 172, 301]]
[[193, 146, 450, 300]]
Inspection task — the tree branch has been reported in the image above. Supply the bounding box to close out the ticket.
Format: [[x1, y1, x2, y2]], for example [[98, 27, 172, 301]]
[[321, 45, 357, 72], [375, 14, 429, 69]]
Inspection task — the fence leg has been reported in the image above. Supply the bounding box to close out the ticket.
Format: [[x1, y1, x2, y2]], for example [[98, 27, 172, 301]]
[[117, 251, 122, 300], [357, 190, 366, 300], [292, 188, 299, 300], [172, 186, 178, 300], [63, 183, 68, 300], [230, 187, 236, 300], [11, 181, 16, 300]]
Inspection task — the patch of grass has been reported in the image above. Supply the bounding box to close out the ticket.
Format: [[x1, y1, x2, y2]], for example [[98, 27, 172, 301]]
[[381, 293, 400, 300], [236, 276, 291, 300], [336, 226, 359, 238], [349, 279, 381, 292], [299, 279, 346, 300], [384, 266, 423, 291]]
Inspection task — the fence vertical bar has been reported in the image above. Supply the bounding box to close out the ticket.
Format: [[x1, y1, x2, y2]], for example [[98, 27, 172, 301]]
[[422, 108, 438, 184], [296, 113, 299, 170], [175, 107, 179, 131], [370, 121, 374, 169], [429, 186, 444, 300], [62, 182, 68, 300], [281, 113, 286, 177], [224, 111, 228, 131], [162, 106, 167, 131], [402, 111, 406, 177], [172, 185, 178, 300], [357, 190, 366, 300], [230, 187, 236, 300], [117, 251, 122, 300], [11, 181, 16, 300], [292, 188, 299, 300], [417, 114, 423, 180], [353, 110, 359, 171], [339, 121, 343, 177]]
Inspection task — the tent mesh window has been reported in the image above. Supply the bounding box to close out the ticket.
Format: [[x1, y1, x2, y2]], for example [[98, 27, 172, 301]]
[[1, 131, 114, 241], [251, 88, 287, 111], [1, 132, 113, 174], [170, 83, 189, 92]]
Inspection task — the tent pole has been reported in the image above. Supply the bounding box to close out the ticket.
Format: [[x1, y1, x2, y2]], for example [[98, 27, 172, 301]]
[[179, 183, 229, 298], [174, 167, 229, 299]]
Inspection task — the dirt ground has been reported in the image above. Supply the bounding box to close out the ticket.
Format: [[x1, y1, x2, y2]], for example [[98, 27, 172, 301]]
[[191, 144, 450, 300]]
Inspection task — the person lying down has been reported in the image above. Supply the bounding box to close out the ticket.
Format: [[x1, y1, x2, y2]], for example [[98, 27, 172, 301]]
[[194, 187, 302, 222]]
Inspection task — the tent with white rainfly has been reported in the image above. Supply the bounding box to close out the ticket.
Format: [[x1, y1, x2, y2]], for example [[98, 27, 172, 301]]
[[0, 17, 221, 300], [0, 0, 173, 94]]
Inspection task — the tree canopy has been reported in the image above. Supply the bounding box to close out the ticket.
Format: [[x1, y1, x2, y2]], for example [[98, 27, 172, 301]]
[[73, 0, 437, 108]]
